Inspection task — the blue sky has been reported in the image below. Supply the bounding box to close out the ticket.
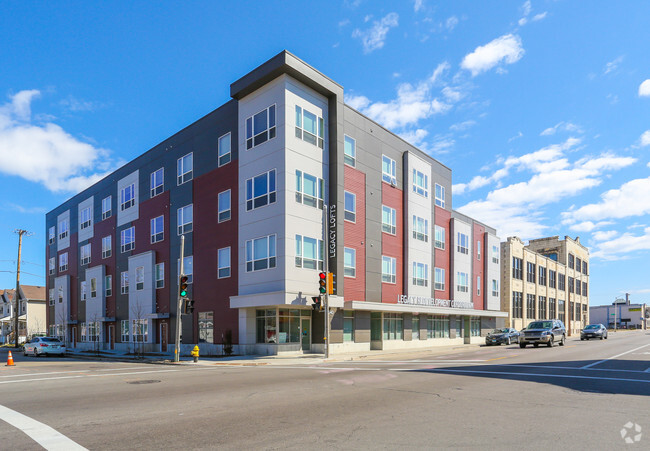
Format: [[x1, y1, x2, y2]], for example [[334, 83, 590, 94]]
[[1, 1, 649, 306]]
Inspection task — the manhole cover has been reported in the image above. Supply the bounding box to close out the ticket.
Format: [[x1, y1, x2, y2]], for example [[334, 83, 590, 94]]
[[127, 380, 161, 385]]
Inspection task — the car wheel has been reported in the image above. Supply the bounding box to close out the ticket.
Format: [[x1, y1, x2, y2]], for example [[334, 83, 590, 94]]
[[519, 342, 526, 348], [600, 335, 604, 340], [506, 337, 511, 345], [604, 334, 608, 339], [533, 343, 539, 348], [33, 348, 38, 357], [559, 335, 566, 346], [547, 336, 554, 347], [581, 338, 584, 341]]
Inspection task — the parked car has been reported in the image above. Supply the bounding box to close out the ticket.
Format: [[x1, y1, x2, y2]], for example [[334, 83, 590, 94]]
[[485, 328, 520, 346], [519, 320, 566, 348], [23, 337, 66, 357], [581, 324, 608, 340]]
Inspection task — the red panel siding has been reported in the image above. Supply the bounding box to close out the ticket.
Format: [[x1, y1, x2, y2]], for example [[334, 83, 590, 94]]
[[434, 207, 451, 300], [473, 224, 485, 310], [344, 165, 366, 302], [381, 182, 403, 304]]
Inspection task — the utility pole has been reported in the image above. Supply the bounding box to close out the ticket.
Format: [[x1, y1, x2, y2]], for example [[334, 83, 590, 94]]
[[175, 235, 185, 362], [14, 229, 30, 348]]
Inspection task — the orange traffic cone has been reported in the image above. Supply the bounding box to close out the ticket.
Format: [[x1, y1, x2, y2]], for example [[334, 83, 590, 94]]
[[6, 350, 15, 366]]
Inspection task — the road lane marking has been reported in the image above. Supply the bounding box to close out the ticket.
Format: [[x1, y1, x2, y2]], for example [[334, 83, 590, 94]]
[[0, 370, 88, 379], [426, 368, 650, 383], [486, 356, 512, 361], [0, 369, 181, 385], [0, 404, 87, 450], [581, 343, 650, 369]]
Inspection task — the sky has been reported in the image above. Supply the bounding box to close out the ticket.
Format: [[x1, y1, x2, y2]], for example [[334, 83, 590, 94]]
[[1, 1, 649, 307]]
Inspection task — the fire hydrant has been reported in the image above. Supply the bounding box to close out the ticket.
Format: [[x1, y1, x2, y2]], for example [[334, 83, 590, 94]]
[[191, 345, 199, 363]]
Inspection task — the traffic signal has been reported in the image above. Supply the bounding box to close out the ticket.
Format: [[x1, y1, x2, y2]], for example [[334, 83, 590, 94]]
[[318, 272, 327, 294], [183, 299, 195, 315], [179, 275, 189, 298], [311, 296, 321, 311], [327, 272, 335, 295]]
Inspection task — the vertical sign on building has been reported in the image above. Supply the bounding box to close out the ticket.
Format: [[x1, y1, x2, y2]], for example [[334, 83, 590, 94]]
[[328, 204, 337, 294]]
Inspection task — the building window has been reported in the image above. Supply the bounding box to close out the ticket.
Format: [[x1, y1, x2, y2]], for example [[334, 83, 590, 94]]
[[344, 191, 356, 222], [568, 253, 574, 269], [256, 309, 277, 344], [218, 189, 231, 222], [492, 279, 499, 297], [155, 263, 164, 289], [136, 266, 144, 291], [295, 170, 324, 209], [199, 311, 214, 343], [87, 322, 100, 342], [59, 252, 68, 272], [434, 267, 445, 291], [344, 135, 356, 167], [177, 204, 193, 235], [121, 271, 129, 294], [58, 219, 68, 240], [150, 215, 164, 243], [99, 237, 111, 261], [80, 207, 91, 230], [295, 235, 323, 270], [527, 294, 536, 318], [539, 266, 547, 286], [427, 315, 450, 339], [382, 155, 396, 184], [492, 245, 499, 264], [58, 287, 63, 303], [476, 240, 481, 260], [513, 257, 523, 280], [121, 320, 129, 342], [80, 243, 91, 266], [49, 226, 55, 244], [456, 272, 468, 293], [344, 248, 356, 277], [102, 196, 112, 220], [538, 296, 547, 319], [568, 276, 575, 293], [177, 153, 193, 185], [121, 227, 135, 253], [178, 256, 194, 284], [457, 232, 469, 254], [435, 183, 445, 208], [49, 289, 54, 306], [548, 269, 556, 288], [413, 262, 428, 287], [576, 257, 582, 274], [120, 183, 135, 211], [132, 319, 148, 342], [81, 281, 87, 301], [49, 257, 55, 275], [412, 169, 428, 197], [105, 275, 112, 297], [295, 105, 324, 148], [526, 262, 536, 283], [246, 104, 276, 150], [575, 279, 581, 295], [582, 261, 588, 275], [246, 169, 276, 211], [470, 317, 481, 337], [434, 225, 445, 250], [382, 256, 396, 283], [90, 278, 97, 298], [558, 273, 566, 291], [218, 247, 231, 278], [343, 310, 355, 342], [218, 132, 232, 166], [150, 168, 164, 197], [412, 216, 428, 242], [512, 292, 523, 318], [549, 298, 556, 318], [582, 281, 587, 296], [477, 276, 481, 296], [381, 205, 396, 234], [246, 235, 276, 272], [558, 300, 566, 323], [383, 313, 403, 340]]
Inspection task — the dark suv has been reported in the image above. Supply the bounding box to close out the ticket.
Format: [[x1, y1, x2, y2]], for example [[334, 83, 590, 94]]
[[519, 320, 566, 348]]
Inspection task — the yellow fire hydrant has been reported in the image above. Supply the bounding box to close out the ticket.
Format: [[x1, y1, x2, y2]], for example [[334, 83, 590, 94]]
[[191, 345, 199, 363]]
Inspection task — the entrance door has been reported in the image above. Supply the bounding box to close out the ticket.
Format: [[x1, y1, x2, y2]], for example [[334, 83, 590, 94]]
[[464, 317, 471, 344], [108, 325, 115, 350], [301, 319, 310, 351], [160, 323, 168, 352]]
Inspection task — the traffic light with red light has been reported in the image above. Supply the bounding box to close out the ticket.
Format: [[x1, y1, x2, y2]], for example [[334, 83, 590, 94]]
[[318, 272, 327, 294]]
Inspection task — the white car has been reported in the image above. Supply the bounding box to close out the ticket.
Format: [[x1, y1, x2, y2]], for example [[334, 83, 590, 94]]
[[23, 337, 66, 357]]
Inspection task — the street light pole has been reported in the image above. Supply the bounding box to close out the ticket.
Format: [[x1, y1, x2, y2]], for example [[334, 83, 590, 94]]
[[174, 235, 185, 362]]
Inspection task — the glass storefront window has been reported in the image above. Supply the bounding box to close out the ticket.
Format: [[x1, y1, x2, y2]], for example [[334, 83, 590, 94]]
[[371, 312, 382, 341], [198, 311, 214, 343], [343, 310, 354, 342], [427, 315, 450, 338], [383, 313, 403, 340], [412, 316, 420, 340], [258, 309, 305, 344], [470, 317, 481, 337]]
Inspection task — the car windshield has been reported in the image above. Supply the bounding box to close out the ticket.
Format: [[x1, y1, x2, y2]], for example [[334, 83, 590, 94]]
[[585, 325, 599, 330], [527, 321, 552, 329], [492, 328, 508, 334], [41, 337, 62, 343]]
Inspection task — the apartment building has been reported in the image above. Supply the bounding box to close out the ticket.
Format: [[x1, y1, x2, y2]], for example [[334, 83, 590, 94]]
[[45, 50, 506, 356], [501, 235, 589, 336]]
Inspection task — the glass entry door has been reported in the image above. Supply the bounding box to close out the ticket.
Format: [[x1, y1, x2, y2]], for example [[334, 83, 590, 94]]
[[301, 318, 310, 351]]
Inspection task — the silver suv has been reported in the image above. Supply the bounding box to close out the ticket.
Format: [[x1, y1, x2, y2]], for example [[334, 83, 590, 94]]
[[519, 320, 566, 348]]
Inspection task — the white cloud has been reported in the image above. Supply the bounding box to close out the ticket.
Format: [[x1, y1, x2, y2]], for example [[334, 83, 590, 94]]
[[449, 120, 476, 132], [531, 12, 547, 21], [445, 16, 458, 31], [590, 227, 650, 260], [352, 12, 399, 53], [604, 55, 624, 75], [639, 79, 650, 97], [592, 230, 618, 241], [399, 129, 428, 147], [5, 202, 47, 214], [0, 90, 119, 193], [540, 121, 583, 136], [569, 221, 613, 233], [521, 0, 532, 17], [461, 34, 525, 76], [640, 130, 650, 147], [414, 0, 424, 13]]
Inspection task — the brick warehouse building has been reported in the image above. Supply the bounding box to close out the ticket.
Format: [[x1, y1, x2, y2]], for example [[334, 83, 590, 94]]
[[45, 51, 506, 356]]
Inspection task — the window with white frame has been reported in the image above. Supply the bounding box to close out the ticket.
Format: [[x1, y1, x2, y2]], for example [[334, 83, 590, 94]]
[[434, 225, 445, 250], [295, 170, 324, 209], [344, 135, 356, 167], [150, 215, 164, 243], [456, 272, 469, 293], [102, 196, 112, 220], [477, 241, 481, 260], [177, 153, 193, 185], [150, 168, 164, 197], [58, 219, 68, 240], [477, 276, 481, 296], [80, 243, 91, 265], [121, 227, 135, 252], [382, 256, 396, 283], [49, 289, 54, 306], [344, 191, 356, 222], [132, 319, 148, 342], [199, 311, 214, 343], [59, 252, 68, 272], [295, 235, 323, 270], [344, 248, 356, 277], [492, 245, 499, 264], [435, 267, 445, 291], [80, 206, 91, 230], [102, 235, 112, 258], [105, 275, 112, 297], [90, 277, 97, 298], [457, 232, 469, 254], [136, 266, 144, 291], [382, 205, 396, 234], [177, 204, 193, 235], [295, 105, 324, 148], [120, 183, 135, 211], [218, 189, 231, 222], [246, 169, 276, 211], [81, 281, 87, 301], [49, 257, 55, 275], [412, 215, 428, 242], [155, 263, 164, 289], [382, 155, 396, 184], [88, 321, 100, 342], [178, 256, 194, 284], [435, 183, 445, 208], [218, 132, 231, 166], [492, 279, 499, 297], [412, 169, 428, 197], [246, 104, 276, 150], [49, 226, 55, 244], [218, 247, 231, 278], [121, 271, 129, 294], [58, 286, 63, 303], [413, 262, 428, 287], [245, 235, 276, 272], [121, 320, 129, 342]]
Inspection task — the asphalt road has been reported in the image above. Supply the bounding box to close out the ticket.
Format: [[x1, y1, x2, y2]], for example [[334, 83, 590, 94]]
[[1, 330, 649, 450]]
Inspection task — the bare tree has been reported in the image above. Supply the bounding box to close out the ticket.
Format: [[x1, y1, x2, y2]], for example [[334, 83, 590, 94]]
[[130, 301, 148, 359]]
